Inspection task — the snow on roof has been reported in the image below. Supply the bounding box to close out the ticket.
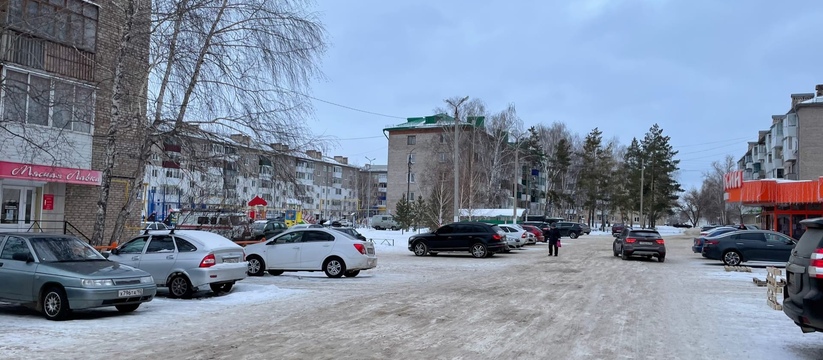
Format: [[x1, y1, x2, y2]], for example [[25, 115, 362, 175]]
[[800, 96, 823, 104], [459, 208, 526, 217]]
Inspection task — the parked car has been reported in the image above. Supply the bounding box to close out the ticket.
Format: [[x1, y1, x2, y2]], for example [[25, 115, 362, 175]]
[[407, 222, 509, 258], [290, 223, 324, 230], [251, 220, 288, 239], [245, 228, 377, 278], [522, 221, 551, 240], [692, 227, 739, 253], [700, 224, 720, 232], [141, 222, 169, 231], [555, 221, 585, 239], [613, 228, 666, 262], [0, 233, 156, 320], [370, 215, 398, 230], [671, 223, 693, 228], [106, 230, 248, 298], [611, 223, 625, 237], [521, 224, 545, 243], [701, 230, 796, 266], [578, 223, 592, 235], [331, 227, 367, 241], [784, 218, 823, 333], [498, 224, 527, 249]]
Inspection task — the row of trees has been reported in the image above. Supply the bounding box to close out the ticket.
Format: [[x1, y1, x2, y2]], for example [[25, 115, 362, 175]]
[[402, 95, 684, 230]]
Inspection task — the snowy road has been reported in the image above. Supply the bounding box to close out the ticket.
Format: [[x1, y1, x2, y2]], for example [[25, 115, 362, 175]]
[[1, 233, 822, 360]]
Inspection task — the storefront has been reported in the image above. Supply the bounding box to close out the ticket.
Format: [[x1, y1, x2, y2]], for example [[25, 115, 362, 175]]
[[0, 160, 101, 232], [724, 170, 823, 239]]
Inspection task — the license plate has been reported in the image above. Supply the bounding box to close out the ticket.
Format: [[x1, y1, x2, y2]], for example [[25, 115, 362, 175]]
[[367, 248, 374, 255], [118, 289, 143, 297], [641, 241, 654, 245], [223, 258, 239, 263]]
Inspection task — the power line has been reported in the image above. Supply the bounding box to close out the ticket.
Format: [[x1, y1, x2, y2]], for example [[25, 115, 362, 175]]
[[294, 92, 406, 119], [677, 142, 746, 156], [336, 135, 385, 141], [672, 136, 753, 149]]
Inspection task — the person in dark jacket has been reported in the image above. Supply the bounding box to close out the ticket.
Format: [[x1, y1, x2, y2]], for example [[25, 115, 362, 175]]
[[547, 223, 561, 256]]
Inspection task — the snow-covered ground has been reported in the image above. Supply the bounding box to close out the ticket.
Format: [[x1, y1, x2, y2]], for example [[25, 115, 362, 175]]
[[2, 227, 822, 360]]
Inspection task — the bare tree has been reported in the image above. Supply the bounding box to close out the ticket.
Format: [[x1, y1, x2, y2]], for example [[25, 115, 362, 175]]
[[95, 0, 328, 245]]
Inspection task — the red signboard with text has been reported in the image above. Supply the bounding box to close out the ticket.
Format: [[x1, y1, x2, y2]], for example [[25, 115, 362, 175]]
[[0, 161, 102, 186], [43, 194, 54, 210]]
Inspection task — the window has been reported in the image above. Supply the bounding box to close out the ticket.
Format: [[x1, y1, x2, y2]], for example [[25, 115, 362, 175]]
[[410, 192, 415, 200], [119, 237, 148, 254], [146, 236, 175, 253], [8, 0, 99, 52], [438, 152, 447, 162], [274, 232, 303, 244], [174, 238, 197, 252], [335, 188, 342, 195], [0, 236, 30, 260], [410, 173, 416, 183], [407, 135, 416, 145], [334, 166, 342, 173], [440, 133, 445, 143], [408, 153, 415, 164], [151, 169, 158, 177], [2, 69, 95, 133]]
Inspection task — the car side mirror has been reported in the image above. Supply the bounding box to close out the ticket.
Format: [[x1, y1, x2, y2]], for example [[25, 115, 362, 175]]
[[111, 248, 120, 255], [12, 252, 34, 263], [101, 251, 111, 259]]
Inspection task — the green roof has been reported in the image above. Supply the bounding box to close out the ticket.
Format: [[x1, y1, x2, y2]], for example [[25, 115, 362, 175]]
[[383, 114, 485, 132]]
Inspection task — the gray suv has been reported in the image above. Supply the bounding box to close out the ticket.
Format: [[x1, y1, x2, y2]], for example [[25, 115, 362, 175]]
[[613, 228, 666, 262], [784, 218, 823, 333]]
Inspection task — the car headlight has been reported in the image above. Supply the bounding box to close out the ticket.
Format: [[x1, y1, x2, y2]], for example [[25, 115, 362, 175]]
[[140, 276, 154, 284], [81, 279, 114, 287]]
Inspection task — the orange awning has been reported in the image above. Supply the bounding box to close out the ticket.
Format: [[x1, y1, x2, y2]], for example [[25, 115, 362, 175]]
[[725, 177, 823, 205]]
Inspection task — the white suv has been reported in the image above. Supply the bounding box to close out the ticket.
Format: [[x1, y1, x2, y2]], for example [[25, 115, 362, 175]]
[[244, 228, 377, 278]]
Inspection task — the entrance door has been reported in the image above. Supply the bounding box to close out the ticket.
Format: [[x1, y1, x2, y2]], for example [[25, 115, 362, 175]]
[[1, 187, 36, 231]]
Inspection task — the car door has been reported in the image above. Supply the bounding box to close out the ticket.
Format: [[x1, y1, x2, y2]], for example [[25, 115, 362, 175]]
[[430, 224, 456, 250], [737, 232, 768, 260], [762, 233, 796, 262], [298, 231, 335, 270], [138, 235, 177, 282], [110, 236, 149, 268], [557, 222, 571, 237], [0, 236, 36, 301], [266, 231, 303, 269]]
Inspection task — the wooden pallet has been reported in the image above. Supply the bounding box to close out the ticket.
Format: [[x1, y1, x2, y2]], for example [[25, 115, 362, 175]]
[[752, 277, 767, 287], [766, 266, 785, 310], [724, 265, 751, 272]]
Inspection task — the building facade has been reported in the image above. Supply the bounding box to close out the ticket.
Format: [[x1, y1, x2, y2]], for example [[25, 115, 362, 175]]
[[143, 129, 361, 224], [728, 84, 823, 238], [0, 0, 148, 239], [358, 164, 387, 218]]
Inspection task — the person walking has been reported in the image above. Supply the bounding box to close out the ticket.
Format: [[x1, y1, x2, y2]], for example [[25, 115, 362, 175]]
[[547, 223, 561, 257]]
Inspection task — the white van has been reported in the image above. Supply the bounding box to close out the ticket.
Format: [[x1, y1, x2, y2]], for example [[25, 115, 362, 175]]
[[370, 215, 398, 230]]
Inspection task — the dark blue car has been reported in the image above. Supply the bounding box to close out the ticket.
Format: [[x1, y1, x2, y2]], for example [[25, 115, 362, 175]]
[[692, 227, 739, 253], [701, 230, 796, 266]]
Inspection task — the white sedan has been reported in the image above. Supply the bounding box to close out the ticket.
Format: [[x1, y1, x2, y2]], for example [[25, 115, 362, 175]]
[[498, 224, 528, 249], [244, 228, 377, 278]]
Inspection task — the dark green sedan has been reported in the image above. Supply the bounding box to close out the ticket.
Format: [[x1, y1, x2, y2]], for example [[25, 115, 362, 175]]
[[0, 233, 157, 320]]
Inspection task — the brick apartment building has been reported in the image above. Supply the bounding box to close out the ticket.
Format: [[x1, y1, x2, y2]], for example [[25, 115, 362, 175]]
[[0, 0, 148, 240]]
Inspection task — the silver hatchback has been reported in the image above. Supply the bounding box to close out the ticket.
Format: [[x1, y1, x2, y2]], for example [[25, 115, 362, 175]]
[[106, 230, 247, 298]]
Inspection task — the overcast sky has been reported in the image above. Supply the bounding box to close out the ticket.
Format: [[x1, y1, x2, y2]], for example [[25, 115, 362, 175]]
[[306, 0, 823, 190]]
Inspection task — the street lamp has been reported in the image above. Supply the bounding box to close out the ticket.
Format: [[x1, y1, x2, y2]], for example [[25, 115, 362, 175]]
[[365, 156, 374, 220], [407, 149, 415, 203]]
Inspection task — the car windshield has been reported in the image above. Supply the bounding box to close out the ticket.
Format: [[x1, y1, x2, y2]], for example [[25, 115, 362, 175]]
[[252, 222, 267, 230], [29, 236, 107, 262]]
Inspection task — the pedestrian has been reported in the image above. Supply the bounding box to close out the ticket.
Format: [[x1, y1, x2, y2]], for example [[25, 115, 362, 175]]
[[738, 223, 747, 230], [147, 212, 156, 222], [547, 223, 561, 257]]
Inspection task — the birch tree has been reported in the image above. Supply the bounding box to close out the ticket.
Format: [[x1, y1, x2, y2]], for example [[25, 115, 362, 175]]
[[95, 0, 328, 245]]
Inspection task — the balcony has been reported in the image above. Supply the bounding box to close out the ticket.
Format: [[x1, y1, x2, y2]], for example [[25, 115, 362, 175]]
[[784, 148, 797, 161], [162, 160, 180, 169], [378, 186, 387, 193], [773, 158, 783, 170], [786, 173, 799, 180]]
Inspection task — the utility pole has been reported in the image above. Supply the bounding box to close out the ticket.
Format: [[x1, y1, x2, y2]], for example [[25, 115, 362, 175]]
[[365, 156, 374, 222], [406, 149, 415, 204], [512, 136, 521, 224], [640, 158, 645, 229], [446, 96, 469, 223]]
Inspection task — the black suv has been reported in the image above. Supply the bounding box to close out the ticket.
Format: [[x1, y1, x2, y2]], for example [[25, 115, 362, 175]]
[[407, 222, 508, 258], [784, 218, 823, 333], [613, 227, 666, 262], [555, 221, 585, 239]]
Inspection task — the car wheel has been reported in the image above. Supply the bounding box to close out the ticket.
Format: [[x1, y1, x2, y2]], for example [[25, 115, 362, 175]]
[[267, 270, 284, 276], [470, 243, 488, 258], [620, 247, 628, 260], [390, 226, 397, 230], [613, 244, 619, 257], [42, 286, 71, 321], [168, 275, 194, 299], [569, 232, 579, 239], [246, 256, 265, 276], [323, 257, 346, 278], [658, 256, 666, 263], [723, 250, 742, 266], [413, 242, 428, 256], [115, 304, 140, 313], [344, 270, 360, 277], [209, 282, 234, 294]]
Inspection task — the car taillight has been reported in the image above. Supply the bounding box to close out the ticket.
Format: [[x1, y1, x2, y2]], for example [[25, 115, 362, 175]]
[[705, 240, 719, 246], [353, 243, 366, 255], [521, 232, 527, 238], [625, 238, 637, 243], [656, 239, 665, 244], [242, 250, 246, 262], [492, 233, 502, 241], [810, 249, 823, 279], [199, 254, 216, 268]]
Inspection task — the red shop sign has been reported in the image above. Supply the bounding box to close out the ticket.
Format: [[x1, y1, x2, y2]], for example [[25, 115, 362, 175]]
[[0, 161, 102, 186], [43, 194, 54, 210]]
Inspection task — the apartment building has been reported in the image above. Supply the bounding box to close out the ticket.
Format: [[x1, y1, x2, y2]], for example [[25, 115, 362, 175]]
[[0, 0, 148, 238], [727, 84, 823, 238], [143, 129, 360, 223], [359, 164, 387, 217], [383, 114, 546, 216]]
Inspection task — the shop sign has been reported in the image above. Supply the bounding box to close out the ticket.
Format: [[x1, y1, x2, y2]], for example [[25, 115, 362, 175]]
[[0, 161, 102, 186], [724, 170, 743, 190], [43, 194, 54, 211]]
